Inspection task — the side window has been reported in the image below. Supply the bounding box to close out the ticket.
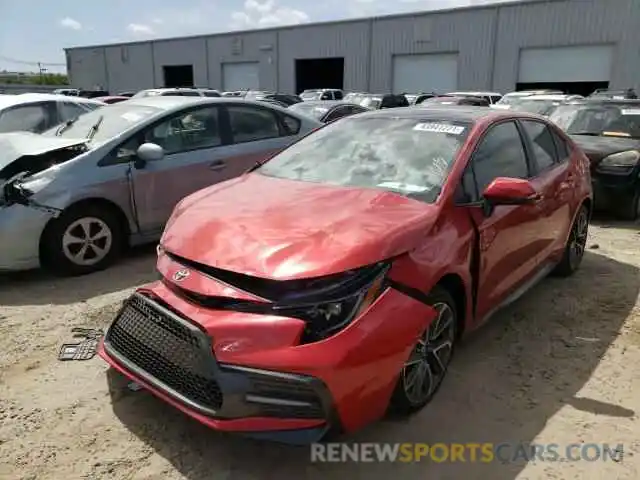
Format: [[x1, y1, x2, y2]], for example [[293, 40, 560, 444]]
[[551, 128, 570, 161], [144, 106, 222, 154], [457, 165, 479, 203], [0, 103, 51, 133], [520, 120, 558, 171], [334, 91, 343, 100], [227, 105, 280, 144], [473, 121, 529, 194], [280, 114, 301, 135], [60, 102, 89, 122]]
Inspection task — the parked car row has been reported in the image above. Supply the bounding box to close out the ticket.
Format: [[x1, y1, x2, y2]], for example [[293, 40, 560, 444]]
[[2, 83, 639, 445]]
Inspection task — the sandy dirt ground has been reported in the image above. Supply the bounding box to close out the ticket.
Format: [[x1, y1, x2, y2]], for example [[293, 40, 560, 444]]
[[1, 222, 639, 480]]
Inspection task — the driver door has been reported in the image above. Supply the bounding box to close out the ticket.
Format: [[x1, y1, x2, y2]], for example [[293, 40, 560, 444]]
[[128, 105, 231, 235], [460, 120, 548, 322]]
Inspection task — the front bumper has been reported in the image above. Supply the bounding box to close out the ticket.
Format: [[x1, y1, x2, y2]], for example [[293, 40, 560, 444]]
[[101, 282, 434, 442], [591, 167, 639, 211], [0, 204, 50, 271]]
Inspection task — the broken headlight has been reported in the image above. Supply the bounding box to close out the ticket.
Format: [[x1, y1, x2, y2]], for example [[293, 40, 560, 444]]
[[273, 264, 389, 343]]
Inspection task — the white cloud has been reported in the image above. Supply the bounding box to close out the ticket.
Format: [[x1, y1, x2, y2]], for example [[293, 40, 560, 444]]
[[59, 17, 82, 30], [231, 0, 310, 30], [127, 23, 155, 36]]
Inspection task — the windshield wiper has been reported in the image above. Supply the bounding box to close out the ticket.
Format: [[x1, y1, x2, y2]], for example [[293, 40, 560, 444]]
[[55, 116, 79, 136], [86, 115, 104, 140]]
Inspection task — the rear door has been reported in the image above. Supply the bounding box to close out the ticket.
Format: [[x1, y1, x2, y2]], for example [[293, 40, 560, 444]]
[[128, 104, 233, 234], [220, 103, 303, 176], [461, 120, 548, 321], [519, 119, 576, 261]]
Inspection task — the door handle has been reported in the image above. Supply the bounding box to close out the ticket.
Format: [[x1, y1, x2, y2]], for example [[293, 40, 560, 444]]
[[209, 160, 226, 171]]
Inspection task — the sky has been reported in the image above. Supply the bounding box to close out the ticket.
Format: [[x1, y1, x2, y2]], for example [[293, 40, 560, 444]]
[[0, 0, 520, 73]]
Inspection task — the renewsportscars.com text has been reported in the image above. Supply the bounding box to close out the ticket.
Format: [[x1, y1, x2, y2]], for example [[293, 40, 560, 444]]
[[310, 442, 624, 463]]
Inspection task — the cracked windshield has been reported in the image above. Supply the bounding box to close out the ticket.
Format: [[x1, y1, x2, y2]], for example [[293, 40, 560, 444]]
[[258, 117, 469, 203]]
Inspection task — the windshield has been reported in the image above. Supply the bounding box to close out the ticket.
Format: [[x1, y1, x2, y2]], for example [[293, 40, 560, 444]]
[[288, 103, 329, 120], [41, 104, 162, 141], [513, 99, 561, 116], [257, 116, 469, 203], [549, 104, 640, 138]]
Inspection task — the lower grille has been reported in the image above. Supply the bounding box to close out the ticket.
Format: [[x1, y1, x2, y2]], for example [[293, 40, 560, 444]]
[[106, 294, 223, 412], [244, 372, 325, 419]]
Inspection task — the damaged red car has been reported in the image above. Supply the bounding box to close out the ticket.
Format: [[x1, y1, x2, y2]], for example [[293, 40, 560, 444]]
[[100, 107, 592, 443]]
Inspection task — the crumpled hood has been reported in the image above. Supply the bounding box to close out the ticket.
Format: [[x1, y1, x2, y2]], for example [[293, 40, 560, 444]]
[[570, 134, 640, 166], [161, 173, 439, 280], [0, 131, 86, 175]]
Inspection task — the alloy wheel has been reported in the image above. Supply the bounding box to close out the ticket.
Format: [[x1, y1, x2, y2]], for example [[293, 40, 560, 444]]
[[402, 302, 456, 405], [569, 209, 588, 270], [62, 217, 113, 266]]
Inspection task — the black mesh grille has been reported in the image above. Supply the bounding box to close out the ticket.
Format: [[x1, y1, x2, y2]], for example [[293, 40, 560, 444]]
[[107, 295, 223, 411]]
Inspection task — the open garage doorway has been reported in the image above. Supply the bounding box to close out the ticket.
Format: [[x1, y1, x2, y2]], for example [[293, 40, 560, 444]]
[[163, 65, 194, 88], [295, 58, 344, 94], [517, 82, 609, 97], [517, 45, 613, 97]]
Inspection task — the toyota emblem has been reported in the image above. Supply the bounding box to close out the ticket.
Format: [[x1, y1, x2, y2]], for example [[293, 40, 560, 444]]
[[173, 269, 190, 282]]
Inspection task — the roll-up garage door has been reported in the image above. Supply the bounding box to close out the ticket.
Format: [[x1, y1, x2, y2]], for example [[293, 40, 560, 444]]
[[222, 62, 260, 90], [392, 54, 458, 93], [518, 45, 613, 83]]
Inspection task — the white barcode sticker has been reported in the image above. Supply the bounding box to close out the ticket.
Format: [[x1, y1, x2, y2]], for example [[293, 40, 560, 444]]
[[413, 123, 465, 134], [621, 109, 640, 115]]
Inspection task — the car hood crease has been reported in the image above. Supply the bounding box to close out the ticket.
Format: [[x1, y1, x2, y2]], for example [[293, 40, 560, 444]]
[[161, 174, 438, 280]]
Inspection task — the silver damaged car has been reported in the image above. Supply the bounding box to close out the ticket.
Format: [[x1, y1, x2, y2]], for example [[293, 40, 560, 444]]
[[0, 96, 320, 275]]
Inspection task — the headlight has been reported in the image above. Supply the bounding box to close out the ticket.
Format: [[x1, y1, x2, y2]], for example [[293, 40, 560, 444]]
[[598, 150, 640, 172], [274, 264, 389, 343]]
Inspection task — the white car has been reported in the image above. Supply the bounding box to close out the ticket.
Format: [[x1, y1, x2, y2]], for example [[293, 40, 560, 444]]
[[447, 91, 503, 104], [506, 94, 584, 116], [0, 93, 105, 134], [132, 88, 221, 98], [492, 89, 564, 109]]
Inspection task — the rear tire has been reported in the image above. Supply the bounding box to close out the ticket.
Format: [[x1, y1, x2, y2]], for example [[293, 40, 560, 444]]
[[553, 205, 589, 277], [389, 286, 458, 415], [41, 204, 124, 276]]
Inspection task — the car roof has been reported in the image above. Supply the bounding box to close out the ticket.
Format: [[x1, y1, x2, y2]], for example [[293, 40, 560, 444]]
[[123, 96, 294, 112], [361, 105, 537, 123], [0, 93, 104, 109], [520, 94, 579, 101], [566, 98, 640, 107], [294, 100, 352, 107], [449, 91, 502, 96]]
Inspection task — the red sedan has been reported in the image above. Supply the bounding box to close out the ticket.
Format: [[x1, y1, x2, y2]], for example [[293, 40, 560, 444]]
[[100, 107, 592, 443]]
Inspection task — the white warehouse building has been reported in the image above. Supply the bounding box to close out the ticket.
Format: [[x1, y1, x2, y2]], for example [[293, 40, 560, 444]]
[[65, 0, 640, 97]]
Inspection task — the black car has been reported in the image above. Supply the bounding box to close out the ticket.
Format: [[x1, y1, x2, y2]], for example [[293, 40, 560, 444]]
[[549, 99, 640, 219], [421, 95, 490, 107], [358, 94, 409, 109], [288, 100, 369, 123]]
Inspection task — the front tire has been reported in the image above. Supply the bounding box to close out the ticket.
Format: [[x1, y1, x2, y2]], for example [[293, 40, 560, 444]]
[[553, 205, 589, 277], [618, 189, 640, 221], [389, 286, 458, 415], [41, 204, 124, 276]]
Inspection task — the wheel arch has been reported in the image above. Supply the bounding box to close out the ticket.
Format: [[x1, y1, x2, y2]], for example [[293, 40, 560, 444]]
[[39, 197, 131, 262], [434, 273, 467, 338]]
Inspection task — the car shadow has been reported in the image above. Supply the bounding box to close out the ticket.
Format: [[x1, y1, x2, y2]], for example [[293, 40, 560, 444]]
[[0, 245, 158, 306], [106, 251, 638, 479]]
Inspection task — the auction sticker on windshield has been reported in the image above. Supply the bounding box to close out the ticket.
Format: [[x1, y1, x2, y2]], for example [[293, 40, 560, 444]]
[[121, 112, 146, 122], [413, 123, 465, 135], [621, 109, 640, 115], [377, 182, 430, 193]]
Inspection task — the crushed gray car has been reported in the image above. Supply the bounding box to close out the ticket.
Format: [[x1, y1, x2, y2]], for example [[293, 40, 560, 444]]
[[0, 96, 320, 275]]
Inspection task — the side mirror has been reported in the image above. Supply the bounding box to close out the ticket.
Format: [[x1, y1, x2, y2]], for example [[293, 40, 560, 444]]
[[135, 142, 164, 167], [482, 177, 540, 206]]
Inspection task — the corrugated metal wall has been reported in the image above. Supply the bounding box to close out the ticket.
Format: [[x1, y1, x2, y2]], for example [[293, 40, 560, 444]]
[[66, 0, 640, 93]]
